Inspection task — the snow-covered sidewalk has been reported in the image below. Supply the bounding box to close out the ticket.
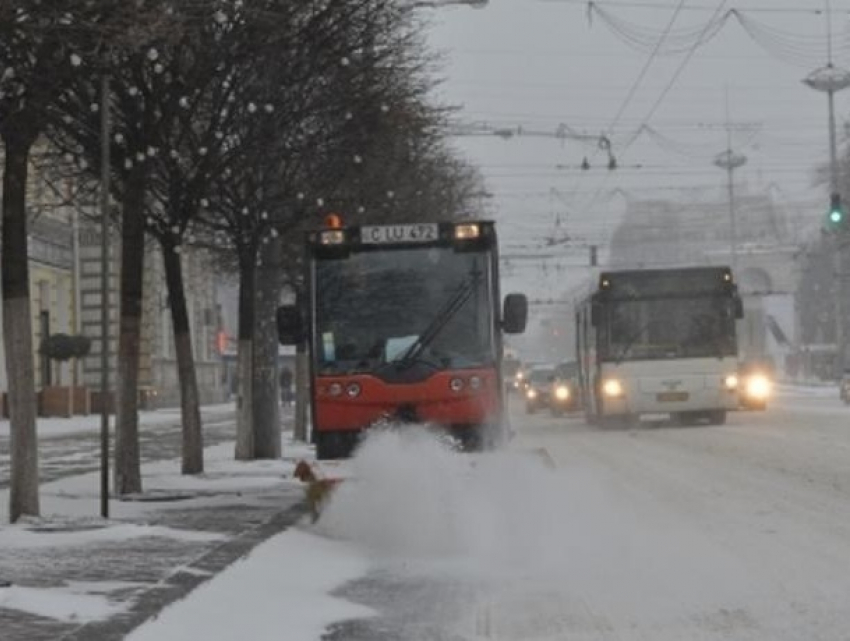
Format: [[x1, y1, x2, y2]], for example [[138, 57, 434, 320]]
[[0, 425, 313, 641], [0, 402, 236, 440]]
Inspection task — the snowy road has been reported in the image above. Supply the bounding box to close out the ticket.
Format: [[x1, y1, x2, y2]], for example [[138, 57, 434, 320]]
[[319, 387, 850, 640]]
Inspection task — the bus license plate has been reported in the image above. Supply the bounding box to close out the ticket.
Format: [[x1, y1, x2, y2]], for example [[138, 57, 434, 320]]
[[361, 224, 438, 244], [657, 391, 689, 402]]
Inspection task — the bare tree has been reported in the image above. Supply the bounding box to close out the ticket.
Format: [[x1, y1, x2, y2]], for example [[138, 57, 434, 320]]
[[49, 4, 187, 493], [0, 2, 109, 520]]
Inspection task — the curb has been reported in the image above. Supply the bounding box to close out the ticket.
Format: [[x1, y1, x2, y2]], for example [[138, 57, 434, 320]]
[[58, 500, 310, 641]]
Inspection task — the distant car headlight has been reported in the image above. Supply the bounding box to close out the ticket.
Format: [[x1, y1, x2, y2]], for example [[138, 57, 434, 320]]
[[526, 388, 537, 400], [602, 379, 624, 398], [745, 374, 771, 400], [555, 385, 570, 401], [724, 374, 739, 390]]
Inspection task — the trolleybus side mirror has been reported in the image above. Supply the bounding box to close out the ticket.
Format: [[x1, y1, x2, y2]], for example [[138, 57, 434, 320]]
[[502, 293, 528, 334], [276, 305, 304, 345]]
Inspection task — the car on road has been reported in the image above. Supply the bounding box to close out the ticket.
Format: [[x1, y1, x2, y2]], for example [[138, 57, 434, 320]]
[[549, 361, 581, 416], [738, 358, 774, 411], [524, 365, 556, 413]]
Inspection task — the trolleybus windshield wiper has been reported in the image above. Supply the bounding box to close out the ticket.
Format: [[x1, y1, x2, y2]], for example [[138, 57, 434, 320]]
[[614, 319, 658, 364], [395, 278, 476, 367]]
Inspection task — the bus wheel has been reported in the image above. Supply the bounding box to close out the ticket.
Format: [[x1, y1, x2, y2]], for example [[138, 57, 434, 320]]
[[707, 410, 727, 426], [316, 431, 358, 460]]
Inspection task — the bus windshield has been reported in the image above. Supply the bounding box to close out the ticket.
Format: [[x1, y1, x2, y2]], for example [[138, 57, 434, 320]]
[[601, 296, 737, 362], [314, 246, 494, 374]]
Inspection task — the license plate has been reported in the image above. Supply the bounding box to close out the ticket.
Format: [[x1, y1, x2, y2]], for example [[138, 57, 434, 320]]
[[361, 224, 438, 244], [657, 391, 689, 402]]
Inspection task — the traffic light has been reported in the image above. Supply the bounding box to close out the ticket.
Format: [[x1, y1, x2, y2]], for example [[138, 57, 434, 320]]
[[827, 192, 846, 231]]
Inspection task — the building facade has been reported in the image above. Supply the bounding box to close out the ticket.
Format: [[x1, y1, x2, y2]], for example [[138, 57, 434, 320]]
[[0, 142, 226, 410]]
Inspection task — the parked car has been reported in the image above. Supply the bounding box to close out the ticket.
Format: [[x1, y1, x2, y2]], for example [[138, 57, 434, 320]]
[[549, 361, 581, 416], [840, 369, 850, 404], [524, 365, 556, 413]]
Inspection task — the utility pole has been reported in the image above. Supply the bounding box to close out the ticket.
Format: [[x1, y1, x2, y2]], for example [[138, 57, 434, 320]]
[[803, 0, 850, 378], [99, 71, 111, 519], [713, 89, 748, 274]]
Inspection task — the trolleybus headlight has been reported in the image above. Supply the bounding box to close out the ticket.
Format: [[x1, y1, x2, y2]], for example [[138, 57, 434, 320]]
[[319, 230, 345, 245], [469, 375, 482, 390], [449, 377, 464, 392], [454, 223, 480, 240], [602, 379, 624, 398], [745, 374, 771, 400], [346, 383, 361, 398], [328, 382, 343, 396], [724, 374, 739, 390], [555, 385, 570, 401]]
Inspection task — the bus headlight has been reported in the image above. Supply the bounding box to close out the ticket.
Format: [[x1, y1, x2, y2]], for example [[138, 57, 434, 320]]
[[526, 388, 537, 400], [454, 223, 480, 240], [724, 374, 739, 390], [745, 374, 771, 400], [469, 375, 482, 390], [449, 378, 464, 392], [328, 382, 343, 396], [346, 383, 361, 398], [319, 230, 345, 245], [555, 385, 570, 401], [602, 379, 624, 398]]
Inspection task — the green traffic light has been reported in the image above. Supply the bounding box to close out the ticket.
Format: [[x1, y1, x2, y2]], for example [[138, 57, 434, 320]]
[[831, 210, 843, 224]]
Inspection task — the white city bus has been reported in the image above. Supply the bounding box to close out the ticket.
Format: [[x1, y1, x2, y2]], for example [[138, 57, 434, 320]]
[[576, 266, 744, 426]]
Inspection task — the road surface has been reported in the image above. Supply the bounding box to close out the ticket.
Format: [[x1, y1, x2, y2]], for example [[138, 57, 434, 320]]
[[322, 385, 850, 640]]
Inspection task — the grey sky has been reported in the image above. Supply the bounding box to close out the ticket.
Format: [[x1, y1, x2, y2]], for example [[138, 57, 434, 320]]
[[424, 0, 849, 298]]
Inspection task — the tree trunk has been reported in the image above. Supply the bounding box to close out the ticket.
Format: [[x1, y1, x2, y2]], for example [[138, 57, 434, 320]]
[[2, 138, 40, 522], [252, 239, 282, 459], [114, 166, 146, 495], [234, 252, 256, 460], [162, 242, 204, 474]]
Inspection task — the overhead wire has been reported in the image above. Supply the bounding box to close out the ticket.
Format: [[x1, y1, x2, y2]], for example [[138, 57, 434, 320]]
[[587, 2, 733, 56], [623, 0, 732, 154], [545, 0, 848, 14], [551, 0, 691, 236], [606, 0, 687, 134], [576, 0, 731, 217]]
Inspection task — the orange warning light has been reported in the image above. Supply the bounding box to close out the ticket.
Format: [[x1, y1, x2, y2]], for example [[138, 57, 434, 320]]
[[324, 213, 343, 229]]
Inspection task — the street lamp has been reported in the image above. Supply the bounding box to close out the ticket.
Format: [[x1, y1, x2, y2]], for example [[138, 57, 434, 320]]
[[803, 31, 850, 376], [802, 64, 850, 197], [713, 148, 747, 272]]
